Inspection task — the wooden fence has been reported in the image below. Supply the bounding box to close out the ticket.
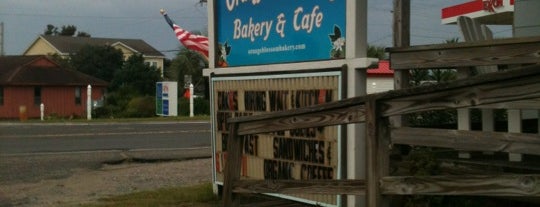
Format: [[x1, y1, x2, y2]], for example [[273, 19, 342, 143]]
[[222, 36, 540, 206]]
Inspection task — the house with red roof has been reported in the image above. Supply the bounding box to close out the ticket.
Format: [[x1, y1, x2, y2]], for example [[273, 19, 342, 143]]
[[0, 55, 108, 119], [367, 60, 394, 94]]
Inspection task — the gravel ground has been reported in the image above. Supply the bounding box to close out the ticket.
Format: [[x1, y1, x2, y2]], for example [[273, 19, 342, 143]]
[[0, 158, 212, 207]]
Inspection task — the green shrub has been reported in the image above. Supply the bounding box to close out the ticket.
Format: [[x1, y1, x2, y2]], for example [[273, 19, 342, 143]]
[[92, 106, 112, 118], [178, 97, 209, 116], [101, 86, 141, 118], [123, 96, 156, 118], [178, 98, 190, 116], [194, 97, 210, 115]]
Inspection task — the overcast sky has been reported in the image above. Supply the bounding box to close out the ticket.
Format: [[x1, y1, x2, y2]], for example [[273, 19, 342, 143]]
[[1, 0, 513, 59]]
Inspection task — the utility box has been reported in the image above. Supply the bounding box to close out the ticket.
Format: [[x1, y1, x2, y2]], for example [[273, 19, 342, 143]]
[[156, 81, 178, 116]]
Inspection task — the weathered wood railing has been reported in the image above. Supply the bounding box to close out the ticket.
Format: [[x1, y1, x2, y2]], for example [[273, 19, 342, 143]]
[[222, 36, 540, 206]]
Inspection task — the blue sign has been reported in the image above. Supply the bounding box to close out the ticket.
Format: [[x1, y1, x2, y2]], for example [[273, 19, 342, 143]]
[[216, 0, 346, 67], [163, 100, 169, 115], [156, 82, 178, 116], [156, 82, 163, 115]]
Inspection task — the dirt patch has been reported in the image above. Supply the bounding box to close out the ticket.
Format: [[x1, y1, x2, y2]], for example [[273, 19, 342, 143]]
[[0, 158, 212, 207]]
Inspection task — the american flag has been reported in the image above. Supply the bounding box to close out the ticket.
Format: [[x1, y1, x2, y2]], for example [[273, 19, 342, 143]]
[[161, 9, 209, 57]]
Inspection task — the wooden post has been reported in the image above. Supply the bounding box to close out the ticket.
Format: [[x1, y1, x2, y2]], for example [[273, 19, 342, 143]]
[[366, 97, 389, 207], [392, 0, 410, 48], [222, 122, 242, 207], [391, 0, 410, 127], [390, 2, 410, 204]]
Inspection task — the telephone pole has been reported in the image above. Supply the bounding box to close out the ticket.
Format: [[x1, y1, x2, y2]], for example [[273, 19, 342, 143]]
[[0, 22, 4, 56]]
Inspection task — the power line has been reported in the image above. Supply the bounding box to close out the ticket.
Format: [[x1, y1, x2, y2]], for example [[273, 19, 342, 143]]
[[0, 12, 206, 20], [368, 34, 392, 45], [160, 49, 181, 53]]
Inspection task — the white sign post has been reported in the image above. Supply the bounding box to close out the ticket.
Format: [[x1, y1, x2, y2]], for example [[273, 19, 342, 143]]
[[40, 103, 44, 121], [87, 85, 92, 120], [189, 83, 194, 117]]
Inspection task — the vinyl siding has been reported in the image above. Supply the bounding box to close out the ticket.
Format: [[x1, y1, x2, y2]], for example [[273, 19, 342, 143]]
[[367, 77, 394, 94], [24, 38, 59, 56]]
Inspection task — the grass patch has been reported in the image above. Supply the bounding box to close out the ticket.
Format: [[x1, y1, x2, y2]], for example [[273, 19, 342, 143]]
[[81, 183, 220, 207]]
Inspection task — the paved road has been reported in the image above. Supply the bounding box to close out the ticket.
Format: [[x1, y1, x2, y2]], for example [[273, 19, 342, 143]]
[[0, 121, 213, 185], [0, 121, 211, 154]]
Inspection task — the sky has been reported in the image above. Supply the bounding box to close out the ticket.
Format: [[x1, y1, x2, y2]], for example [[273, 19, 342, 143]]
[[0, 0, 513, 59]]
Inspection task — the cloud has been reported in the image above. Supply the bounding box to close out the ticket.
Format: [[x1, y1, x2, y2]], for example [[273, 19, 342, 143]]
[[0, 0, 511, 58], [1, 0, 208, 57]]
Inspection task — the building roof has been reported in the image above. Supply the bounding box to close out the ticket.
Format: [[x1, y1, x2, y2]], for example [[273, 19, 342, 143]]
[[26, 35, 165, 57], [441, 0, 514, 25], [0, 55, 108, 86], [368, 60, 394, 77]]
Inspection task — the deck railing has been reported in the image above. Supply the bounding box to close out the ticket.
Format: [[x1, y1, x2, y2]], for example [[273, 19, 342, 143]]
[[222, 36, 540, 206]]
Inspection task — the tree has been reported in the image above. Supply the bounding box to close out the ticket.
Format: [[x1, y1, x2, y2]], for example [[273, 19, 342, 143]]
[[70, 45, 124, 83], [44, 24, 58, 36], [111, 54, 162, 95], [431, 69, 456, 83], [96, 54, 162, 118], [367, 45, 387, 59], [410, 69, 431, 86], [430, 38, 459, 84], [407, 38, 461, 130], [48, 53, 71, 69], [59, 25, 77, 36], [409, 38, 460, 86], [166, 47, 207, 94], [43, 24, 91, 37], [76, 31, 91, 37]]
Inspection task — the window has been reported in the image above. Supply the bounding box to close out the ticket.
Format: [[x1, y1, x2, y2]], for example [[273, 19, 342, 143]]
[[75, 87, 82, 105], [0, 86, 3, 106], [34, 86, 42, 105], [145, 61, 158, 68]]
